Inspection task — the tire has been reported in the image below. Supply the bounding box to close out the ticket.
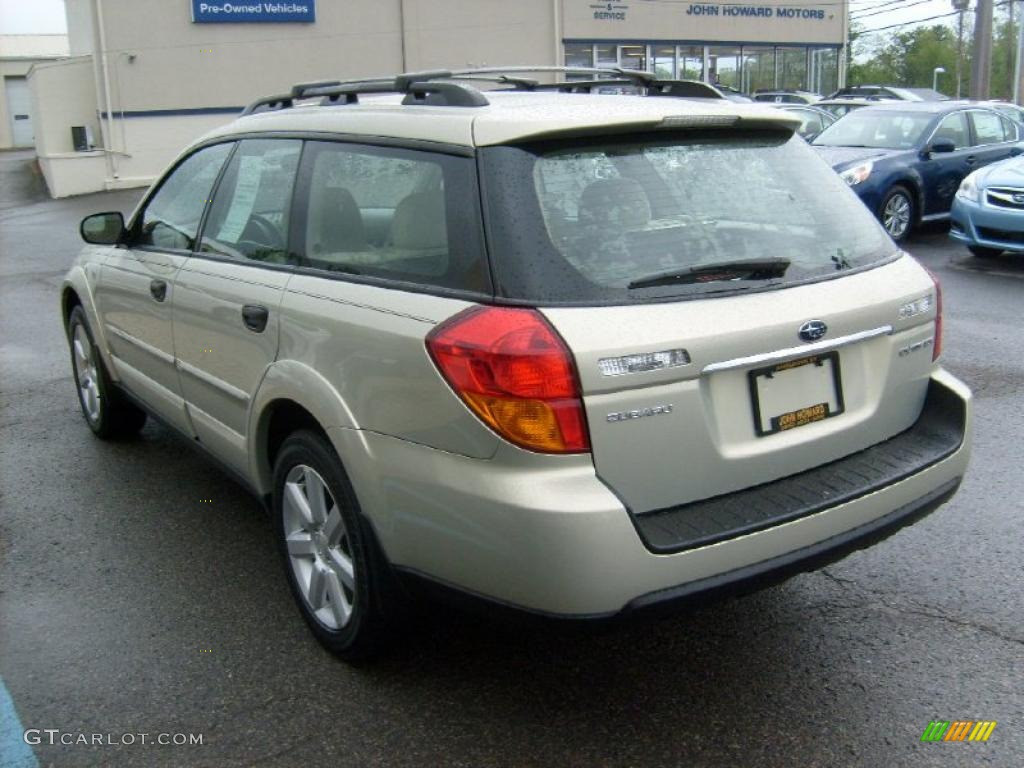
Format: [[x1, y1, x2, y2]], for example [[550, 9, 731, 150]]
[[879, 185, 915, 242], [67, 305, 147, 439], [968, 245, 1002, 259], [273, 430, 394, 661]]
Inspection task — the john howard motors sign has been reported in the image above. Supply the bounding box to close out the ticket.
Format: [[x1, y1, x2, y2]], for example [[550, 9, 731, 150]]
[[191, 1, 316, 23]]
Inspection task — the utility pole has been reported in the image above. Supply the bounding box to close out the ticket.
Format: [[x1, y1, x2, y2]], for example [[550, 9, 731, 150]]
[[971, 0, 994, 99], [953, 0, 968, 98], [1016, 0, 1024, 103]]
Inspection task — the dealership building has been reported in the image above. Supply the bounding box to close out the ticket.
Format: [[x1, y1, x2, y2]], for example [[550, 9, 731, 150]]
[[29, 0, 847, 197]]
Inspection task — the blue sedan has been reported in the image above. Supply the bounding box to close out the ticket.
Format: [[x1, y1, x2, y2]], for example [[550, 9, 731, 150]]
[[950, 155, 1024, 257], [812, 102, 1023, 241]]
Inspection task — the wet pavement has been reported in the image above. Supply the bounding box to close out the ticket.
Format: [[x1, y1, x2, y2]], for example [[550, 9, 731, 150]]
[[1, 149, 1022, 767]]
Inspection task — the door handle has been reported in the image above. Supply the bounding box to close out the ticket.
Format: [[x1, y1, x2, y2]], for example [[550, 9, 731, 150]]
[[965, 155, 978, 165], [149, 279, 167, 302], [242, 304, 269, 333]]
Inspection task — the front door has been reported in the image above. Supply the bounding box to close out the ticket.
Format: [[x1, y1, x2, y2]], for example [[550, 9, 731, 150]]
[[5, 77, 33, 147], [171, 139, 302, 476], [918, 111, 972, 216], [94, 142, 233, 435]]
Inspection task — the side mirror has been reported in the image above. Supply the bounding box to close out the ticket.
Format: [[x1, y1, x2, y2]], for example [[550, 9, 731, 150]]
[[927, 137, 957, 156], [80, 212, 125, 245]]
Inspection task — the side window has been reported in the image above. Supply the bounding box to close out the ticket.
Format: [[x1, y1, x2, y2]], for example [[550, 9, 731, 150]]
[[970, 111, 1007, 145], [295, 141, 488, 292], [136, 143, 232, 251], [1000, 115, 1018, 141], [199, 139, 302, 264], [932, 112, 969, 149]]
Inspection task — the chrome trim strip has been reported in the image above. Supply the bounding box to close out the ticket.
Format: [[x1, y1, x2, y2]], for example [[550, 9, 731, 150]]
[[175, 358, 250, 402], [702, 325, 894, 374], [919, 212, 950, 222], [106, 325, 175, 365]]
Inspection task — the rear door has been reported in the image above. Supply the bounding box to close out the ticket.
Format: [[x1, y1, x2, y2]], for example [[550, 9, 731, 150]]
[[94, 142, 233, 435], [967, 109, 1021, 169], [171, 138, 302, 476]]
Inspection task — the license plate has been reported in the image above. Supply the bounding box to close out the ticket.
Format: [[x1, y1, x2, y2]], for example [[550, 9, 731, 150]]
[[748, 352, 845, 437]]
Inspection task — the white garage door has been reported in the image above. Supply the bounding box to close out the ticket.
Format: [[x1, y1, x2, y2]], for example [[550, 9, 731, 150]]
[[5, 77, 34, 147]]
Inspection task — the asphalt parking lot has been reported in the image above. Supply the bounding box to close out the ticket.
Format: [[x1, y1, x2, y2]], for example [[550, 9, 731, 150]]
[[1, 148, 1022, 767]]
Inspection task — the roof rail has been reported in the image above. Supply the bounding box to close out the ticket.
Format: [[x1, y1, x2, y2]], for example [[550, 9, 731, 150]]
[[239, 65, 725, 116]]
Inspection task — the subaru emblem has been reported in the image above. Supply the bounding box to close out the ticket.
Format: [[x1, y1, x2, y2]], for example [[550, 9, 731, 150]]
[[1013, 193, 1024, 204], [798, 320, 828, 342]]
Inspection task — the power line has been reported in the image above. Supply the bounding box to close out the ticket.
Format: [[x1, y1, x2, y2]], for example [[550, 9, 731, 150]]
[[853, 0, 942, 21], [859, 1, 1013, 34], [851, 0, 913, 15]]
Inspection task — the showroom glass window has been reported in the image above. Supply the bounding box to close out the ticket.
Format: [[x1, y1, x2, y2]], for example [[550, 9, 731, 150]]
[[135, 143, 232, 251]]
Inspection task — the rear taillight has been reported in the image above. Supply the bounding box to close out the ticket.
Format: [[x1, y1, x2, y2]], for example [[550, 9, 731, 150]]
[[426, 306, 590, 453], [925, 267, 943, 361]]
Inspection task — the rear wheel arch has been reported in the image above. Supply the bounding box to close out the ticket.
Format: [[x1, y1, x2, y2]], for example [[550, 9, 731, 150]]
[[260, 399, 330, 491], [61, 287, 82, 333], [248, 360, 360, 494]]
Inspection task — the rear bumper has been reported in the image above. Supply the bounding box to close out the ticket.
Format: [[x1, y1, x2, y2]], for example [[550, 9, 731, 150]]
[[950, 196, 1024, 252], [331, 368, 971, 618]]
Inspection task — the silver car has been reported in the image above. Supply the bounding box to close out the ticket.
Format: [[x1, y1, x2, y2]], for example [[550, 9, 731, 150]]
[[62, 70, 972, 660]]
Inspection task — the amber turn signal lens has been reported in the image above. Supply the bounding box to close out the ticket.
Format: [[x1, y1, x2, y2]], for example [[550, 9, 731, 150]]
[[426, 307, 590, 453]]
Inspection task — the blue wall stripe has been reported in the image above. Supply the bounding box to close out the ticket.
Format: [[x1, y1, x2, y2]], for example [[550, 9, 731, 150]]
[[99, 106, 244, 119], [0, 678, 38, 768]]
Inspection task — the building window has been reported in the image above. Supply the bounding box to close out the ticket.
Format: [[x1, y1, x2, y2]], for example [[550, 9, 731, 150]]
[[708, 47, 741, 89], [810, 47, 839, 96], [777, 47, 809, 91], [564, 42, 594, 69], [652, 46, 676, 78], [596, 44, 617, 68], [678, 46, 704, 81], [618, 44, 647, 71], [741, 47, 775, 94]]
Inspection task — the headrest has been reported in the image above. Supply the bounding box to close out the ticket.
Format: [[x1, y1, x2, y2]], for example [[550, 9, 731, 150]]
[[391, 191, 447, 250]]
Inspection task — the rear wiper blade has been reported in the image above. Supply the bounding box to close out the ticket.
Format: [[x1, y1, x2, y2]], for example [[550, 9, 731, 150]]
[[628, 258, 791, 290]]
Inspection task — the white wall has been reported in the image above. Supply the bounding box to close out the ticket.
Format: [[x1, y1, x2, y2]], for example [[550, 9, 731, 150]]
[[29, 56, 104, 197]]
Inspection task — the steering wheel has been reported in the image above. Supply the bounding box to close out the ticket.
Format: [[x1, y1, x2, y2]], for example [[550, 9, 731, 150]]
[[241, 214, 284, 251]]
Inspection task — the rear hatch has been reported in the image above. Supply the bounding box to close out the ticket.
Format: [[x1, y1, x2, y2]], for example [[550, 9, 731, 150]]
[[479, 127, 940, 513]]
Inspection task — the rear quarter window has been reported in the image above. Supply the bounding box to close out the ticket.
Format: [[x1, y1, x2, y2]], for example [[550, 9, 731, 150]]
[[292, 141, 490, 295]]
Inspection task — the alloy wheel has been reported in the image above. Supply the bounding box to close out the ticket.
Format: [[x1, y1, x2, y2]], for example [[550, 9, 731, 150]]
[[72, 323, 102, 423], [882, 193, 911, 239], [282, 464, 356, 630]]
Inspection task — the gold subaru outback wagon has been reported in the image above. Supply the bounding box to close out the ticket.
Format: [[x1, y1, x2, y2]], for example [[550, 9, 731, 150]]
[[61, 68, 971, 660]]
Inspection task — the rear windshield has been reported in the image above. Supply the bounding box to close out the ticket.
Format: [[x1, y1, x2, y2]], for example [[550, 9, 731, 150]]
[[479, 131, 895, 304]]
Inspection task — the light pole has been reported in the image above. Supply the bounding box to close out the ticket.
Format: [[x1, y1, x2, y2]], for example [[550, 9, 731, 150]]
[[933, 66, 947, 93], [952, 0, 968, 98]]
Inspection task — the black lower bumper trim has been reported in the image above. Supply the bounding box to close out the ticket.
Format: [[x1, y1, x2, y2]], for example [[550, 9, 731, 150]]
[[633, 379, 966, 554], [625, 477, 961, 618]]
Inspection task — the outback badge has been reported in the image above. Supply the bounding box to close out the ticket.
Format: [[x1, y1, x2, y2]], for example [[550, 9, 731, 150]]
[[798, 320, 828, 342]]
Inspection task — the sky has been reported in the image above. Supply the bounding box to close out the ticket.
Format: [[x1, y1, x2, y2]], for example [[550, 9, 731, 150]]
[[0, 0, 969, 40], [0, 0, 67, 34], [851, 0, 966, 41]]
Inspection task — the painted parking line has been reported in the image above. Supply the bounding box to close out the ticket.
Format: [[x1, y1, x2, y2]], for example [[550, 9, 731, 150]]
[[0, 679, 38, 768]]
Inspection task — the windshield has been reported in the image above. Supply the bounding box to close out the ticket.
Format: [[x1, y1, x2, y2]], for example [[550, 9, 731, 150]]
[[480, 131, 894, 304], [813, 110, 934, 149]]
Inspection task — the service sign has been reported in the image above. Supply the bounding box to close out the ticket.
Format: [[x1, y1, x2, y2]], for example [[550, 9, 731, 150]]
[[191, 1, 315, 23]]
